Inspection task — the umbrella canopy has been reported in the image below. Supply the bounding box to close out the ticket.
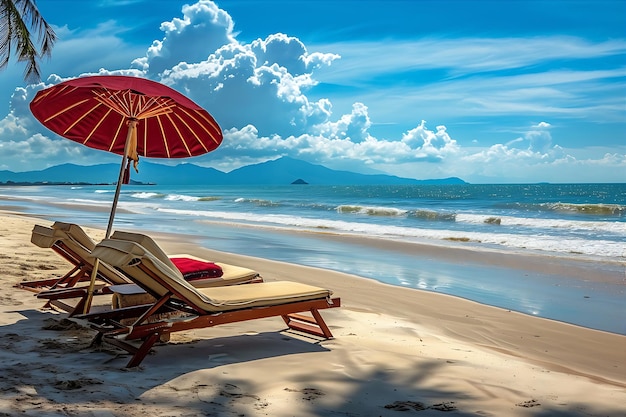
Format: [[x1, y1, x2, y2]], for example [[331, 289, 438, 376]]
[[30, 75, 222, 159], [29, 75, 223, 312]]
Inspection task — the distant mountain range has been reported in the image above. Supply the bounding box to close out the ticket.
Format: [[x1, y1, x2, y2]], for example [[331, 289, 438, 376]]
[[0, 157, 466, 185]]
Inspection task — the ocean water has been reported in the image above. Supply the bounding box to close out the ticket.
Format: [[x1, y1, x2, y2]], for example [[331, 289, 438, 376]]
[[2, 183, 625, 334]]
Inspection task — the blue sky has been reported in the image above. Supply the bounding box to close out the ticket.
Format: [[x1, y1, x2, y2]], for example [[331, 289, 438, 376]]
[[0, 0, 624, 183]]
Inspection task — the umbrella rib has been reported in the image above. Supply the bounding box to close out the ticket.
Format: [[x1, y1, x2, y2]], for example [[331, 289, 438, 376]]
[[140, 95, 166, 113], [107, 117, 127, 152], [63, 102, 107, 136], [94, 90, 176, 122], [82, 107, 115, 144], [156, 116, 171, 158], [138, 99, 177, 120], [95, 89, 134, 118], [171, 112, 207, 154], [138, 95, 153, 119], [33, 84, 77, 105], [128, 90, 138, 117], [30, 86, 56, 104], [178, 107, 221, 146], [44, 98, 91, 124], [165, 113, 192, 156]]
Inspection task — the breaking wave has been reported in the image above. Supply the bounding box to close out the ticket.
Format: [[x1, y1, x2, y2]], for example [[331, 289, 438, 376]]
[[336, 205, 407, 216]]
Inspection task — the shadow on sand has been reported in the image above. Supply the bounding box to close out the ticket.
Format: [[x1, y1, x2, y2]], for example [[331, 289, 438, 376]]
[[0, 308, 622, 416]]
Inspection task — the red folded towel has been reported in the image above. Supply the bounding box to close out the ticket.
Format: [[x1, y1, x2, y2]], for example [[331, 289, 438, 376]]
[[170, 257, 223, 281]]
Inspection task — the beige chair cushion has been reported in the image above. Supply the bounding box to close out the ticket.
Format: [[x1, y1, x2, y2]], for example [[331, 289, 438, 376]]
[[31, 224, 58, 248], [52, 222, 97, 251], [110, 230, 181, 276], [110, 231, 260, 287], [93, 239, 332, 313]]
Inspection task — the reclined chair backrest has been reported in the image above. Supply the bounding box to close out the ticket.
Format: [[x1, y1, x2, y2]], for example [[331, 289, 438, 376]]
[[52, 222, 97, 251], [109, 230, 182, 277], [32, 223, 129, 285], [92, 238, 332, 313]]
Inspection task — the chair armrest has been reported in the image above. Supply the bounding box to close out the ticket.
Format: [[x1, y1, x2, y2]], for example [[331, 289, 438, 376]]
[[37, 287, 87, 300]]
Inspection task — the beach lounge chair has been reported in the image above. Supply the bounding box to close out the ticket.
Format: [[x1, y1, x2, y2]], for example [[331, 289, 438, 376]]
[[18, 223, 131, 315], [79, 238, 340, 368], [20, 222, 129, 292], [23, 223, 263, 315]]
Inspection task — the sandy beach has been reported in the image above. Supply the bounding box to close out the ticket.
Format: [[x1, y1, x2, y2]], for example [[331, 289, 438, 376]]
[[0, 211, 624, 416]]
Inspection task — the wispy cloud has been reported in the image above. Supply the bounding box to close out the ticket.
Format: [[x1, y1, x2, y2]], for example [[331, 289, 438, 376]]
[[311, 37, 626, 82], [0, 1, 624, 183]]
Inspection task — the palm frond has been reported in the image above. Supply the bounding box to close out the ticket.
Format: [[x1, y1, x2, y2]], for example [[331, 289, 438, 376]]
[[0, 0, 56, 82]]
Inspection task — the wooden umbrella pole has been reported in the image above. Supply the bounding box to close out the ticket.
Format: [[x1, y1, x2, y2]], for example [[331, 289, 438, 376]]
[[83, 118, 137, 314], [105, 118, 137, 239]]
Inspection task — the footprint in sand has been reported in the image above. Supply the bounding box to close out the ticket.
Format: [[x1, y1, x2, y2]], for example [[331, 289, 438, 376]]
[[284, 387, 326, 401], [430, 402, 457, 411], [54, 378, 103, 390], [0, 294, 23, 306], [384, 400, 457, 412], [36, 264, 59, 271], [18, 262, 36, 271], [219, 383, 260, 400], [516, 399, 540, 408], [384, 401, 426, 411], [195, 383, 267, 411]]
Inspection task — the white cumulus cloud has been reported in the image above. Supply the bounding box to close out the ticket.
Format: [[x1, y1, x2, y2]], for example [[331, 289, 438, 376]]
[[0, 0, 624, 183]]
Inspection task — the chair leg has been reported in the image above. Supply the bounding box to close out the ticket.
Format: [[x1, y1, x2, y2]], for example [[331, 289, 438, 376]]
[[68, 295, 87, 318], [90, 332, 103, 347], [49, 264, 87, 289], [282, 309, 334, 339], [311, 308, 333, 338], [126, 332, 160, 368]]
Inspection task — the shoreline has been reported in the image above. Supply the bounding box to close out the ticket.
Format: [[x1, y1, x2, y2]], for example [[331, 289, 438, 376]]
[[3, 207, 624, 333], [195, 217, 625, 277], [188, 218, 625, 335], [1, 211, 625, 416], [150, 230, 626, 385]]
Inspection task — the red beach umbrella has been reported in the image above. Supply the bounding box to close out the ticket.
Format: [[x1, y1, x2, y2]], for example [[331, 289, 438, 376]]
[[29, 75, 223, 311], [30, 75, 223, 236]]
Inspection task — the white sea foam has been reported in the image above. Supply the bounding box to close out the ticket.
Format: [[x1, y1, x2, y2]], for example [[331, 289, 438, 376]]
[[336, 205, 407, 216], [56, 198, 159, 215], [130, 192, 164, 199], [455, 213, 626, 234], [234, 197, 280, 207], [157, 208, 626, 259], [164, 194, 200, 202], [65, 198, 108, 206], [116, 200, 161, 213]]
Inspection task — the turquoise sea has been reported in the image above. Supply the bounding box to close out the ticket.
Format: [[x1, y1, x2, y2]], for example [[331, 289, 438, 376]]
[[1, 183, 624, 334]]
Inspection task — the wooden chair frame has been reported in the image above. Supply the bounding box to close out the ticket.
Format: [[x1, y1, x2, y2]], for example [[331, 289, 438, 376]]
[[79, 240, 340, 368]]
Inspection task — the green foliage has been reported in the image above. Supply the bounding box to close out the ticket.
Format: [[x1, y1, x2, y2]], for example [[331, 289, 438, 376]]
[[0, 0, 56, 82]]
